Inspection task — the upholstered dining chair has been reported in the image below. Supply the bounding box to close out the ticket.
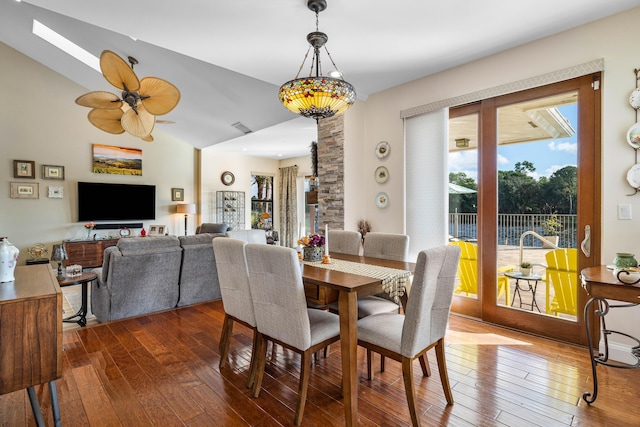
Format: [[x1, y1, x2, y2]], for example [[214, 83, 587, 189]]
[[357, 245, 461, 427], [327, 229, 362, 256], [212, 238, 258, 388], [245, 243, 341, 426], [358, 232, 410, 318]]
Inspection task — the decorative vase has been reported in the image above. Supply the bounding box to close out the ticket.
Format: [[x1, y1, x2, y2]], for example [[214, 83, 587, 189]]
[[303, 246, 324, 262], [613, 253, 637, 268], [520, 267, 531, 277], [0, 238, 20, 283]]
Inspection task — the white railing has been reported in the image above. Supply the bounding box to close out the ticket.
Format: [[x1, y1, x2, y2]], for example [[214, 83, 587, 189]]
[[449, 212, 577, 248]]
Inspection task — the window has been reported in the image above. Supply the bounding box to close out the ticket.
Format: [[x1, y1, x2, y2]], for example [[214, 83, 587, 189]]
[[251, 175, 273, 229]]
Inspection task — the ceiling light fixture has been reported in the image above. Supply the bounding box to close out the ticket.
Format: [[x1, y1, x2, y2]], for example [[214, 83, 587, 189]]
[[278, 0, 356, 121], [455, 138, 470, 148]]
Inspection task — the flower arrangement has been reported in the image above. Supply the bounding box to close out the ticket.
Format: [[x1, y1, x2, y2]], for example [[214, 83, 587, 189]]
[[84, 221, 95, 239], [298, 233, 325, 248]]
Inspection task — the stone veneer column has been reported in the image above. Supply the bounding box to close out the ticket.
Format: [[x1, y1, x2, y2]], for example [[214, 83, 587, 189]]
[[317, 115, 344, 229]]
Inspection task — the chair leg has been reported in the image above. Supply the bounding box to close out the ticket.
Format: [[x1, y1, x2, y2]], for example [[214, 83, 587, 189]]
[[418, 354, 431, 377], [380, 355, 386, 372], [401, 357, 421, 427], [219, 314, 234, 369], [435, 338, 454, 405], [366, 349, 373, 380], [252, 334, 268, 398], [246, 329, 259, 389], [294, 350, 312, 426]]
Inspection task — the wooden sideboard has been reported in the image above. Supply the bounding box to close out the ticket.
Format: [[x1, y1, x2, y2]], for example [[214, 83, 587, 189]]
[[64, 238, 118, 268], [0, 264, 63, 425]]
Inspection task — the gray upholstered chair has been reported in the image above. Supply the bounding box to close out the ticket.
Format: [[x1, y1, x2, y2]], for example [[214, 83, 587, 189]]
[[245, 244, 341, 426], [212, 238, 258, 388], [226, 229, 267, 244], [327, 230, 361, 256], [358, 232, 410, 318], [91, 236, 182, 322], [177, 233, 222, 306], [357, 245, 461, 427]]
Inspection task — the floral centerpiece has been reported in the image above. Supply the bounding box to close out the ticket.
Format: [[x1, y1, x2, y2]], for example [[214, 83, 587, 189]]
[[84, 221, 95, 239], [298, 233, 325, 262]]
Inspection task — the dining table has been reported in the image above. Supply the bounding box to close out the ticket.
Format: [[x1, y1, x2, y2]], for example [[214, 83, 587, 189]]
[[301, 252, 415, 427]]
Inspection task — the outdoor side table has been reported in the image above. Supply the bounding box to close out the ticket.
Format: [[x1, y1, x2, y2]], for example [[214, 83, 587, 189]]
[[505, 271, 543, 312]]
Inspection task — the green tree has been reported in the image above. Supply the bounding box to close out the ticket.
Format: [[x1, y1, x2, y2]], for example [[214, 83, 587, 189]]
[[542, 166, 577, 214], [449, 172, 477, 213]]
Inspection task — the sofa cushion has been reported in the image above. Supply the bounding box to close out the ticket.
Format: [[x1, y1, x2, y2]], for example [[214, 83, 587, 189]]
[[177, 233, 222, 306], [196, 223, 229, 234]]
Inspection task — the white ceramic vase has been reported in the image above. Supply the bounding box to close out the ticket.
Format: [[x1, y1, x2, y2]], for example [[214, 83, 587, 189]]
[[0, 238, 20, 283]]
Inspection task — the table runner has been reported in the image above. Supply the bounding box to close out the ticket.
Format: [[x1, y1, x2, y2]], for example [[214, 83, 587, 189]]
[[302, 258, 412, 303]]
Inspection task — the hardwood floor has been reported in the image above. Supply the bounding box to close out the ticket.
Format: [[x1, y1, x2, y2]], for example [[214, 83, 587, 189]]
[[2, 299, 639, 426]]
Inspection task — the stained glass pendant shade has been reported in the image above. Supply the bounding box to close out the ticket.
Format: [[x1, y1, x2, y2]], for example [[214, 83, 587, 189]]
[[278, 0, 356, 120]]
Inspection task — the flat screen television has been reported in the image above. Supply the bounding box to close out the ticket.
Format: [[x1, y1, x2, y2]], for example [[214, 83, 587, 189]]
[[77, 182, 156, 222]]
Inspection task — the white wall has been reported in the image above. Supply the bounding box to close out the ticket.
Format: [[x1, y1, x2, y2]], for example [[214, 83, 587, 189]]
[[0, 42, 197, 261], [343, 7, 640, 362]]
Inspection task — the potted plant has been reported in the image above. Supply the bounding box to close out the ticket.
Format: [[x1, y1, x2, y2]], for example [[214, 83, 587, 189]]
[[520, 261, 532, 277], [541, 213, 562, 248]]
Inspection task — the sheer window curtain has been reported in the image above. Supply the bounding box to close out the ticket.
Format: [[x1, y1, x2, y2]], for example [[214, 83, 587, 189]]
[[278, 165, 299, 248], [405, 108, 449, 260]]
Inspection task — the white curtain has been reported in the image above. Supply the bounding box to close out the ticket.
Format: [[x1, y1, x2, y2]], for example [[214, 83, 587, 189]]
[[278, 165, 298, 248], [405, 108, 449, 260]]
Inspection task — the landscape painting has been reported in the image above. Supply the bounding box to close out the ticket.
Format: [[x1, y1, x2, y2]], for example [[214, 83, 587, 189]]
[[92, 144, 142, 176]]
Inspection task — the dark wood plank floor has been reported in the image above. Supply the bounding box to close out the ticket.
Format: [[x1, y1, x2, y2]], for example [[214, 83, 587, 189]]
[[2, 300, 639, 426]]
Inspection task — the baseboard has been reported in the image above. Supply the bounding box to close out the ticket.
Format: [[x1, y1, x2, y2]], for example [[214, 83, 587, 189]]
[[93, 222, 143, 230], [600, 340, 638, 365]]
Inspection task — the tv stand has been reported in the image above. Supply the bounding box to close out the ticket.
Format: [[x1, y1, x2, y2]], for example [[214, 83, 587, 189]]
[[64, 238, 119, 268]]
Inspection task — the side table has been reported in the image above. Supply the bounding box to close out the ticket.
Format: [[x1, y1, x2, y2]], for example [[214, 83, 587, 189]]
[[504, 272, 543, 312], [580, 265, 640, 404], [58, 271, 97, 327]]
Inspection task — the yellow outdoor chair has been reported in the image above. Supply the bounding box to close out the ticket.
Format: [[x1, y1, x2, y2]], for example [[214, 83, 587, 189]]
[[449, 241, 511, 305], [545, 248, 578, 316]]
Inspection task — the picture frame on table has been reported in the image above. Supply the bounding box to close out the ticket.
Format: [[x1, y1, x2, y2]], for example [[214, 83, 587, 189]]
[[10, 182, 39, 199], [171, 188, 184, 201], [13, 160, 35, 178], [42, 164, 65, 180], [149, 225, 166, 236]]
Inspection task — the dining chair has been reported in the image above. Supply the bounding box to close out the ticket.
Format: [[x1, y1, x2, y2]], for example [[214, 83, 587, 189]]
[[327, 230, 362, 255], [245, 243, 341, 426], [357, 245, 461, 427], [212, 237, 258, 388], [545, 248, 578, 316]]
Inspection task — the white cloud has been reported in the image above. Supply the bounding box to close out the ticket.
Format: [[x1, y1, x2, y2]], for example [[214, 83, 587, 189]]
[[448, 151, 478, 181], [548, 140, 577, 154]]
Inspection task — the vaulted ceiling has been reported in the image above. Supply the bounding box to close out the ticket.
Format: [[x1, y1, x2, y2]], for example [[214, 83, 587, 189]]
[[2, 0, 639, 158]]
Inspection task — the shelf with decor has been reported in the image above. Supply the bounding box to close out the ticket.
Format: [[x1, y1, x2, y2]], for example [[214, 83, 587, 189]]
[[627, 68, 640, 195], [216, 191, 245, 231]]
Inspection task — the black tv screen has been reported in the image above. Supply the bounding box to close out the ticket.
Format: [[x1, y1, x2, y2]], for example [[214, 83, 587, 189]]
[[77, 182, 156, 222]]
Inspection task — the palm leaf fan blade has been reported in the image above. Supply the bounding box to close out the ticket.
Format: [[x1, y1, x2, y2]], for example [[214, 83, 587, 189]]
[[121, 105, 155, 138], [75, 91, 122, 109], [100, 50, 140, 91], [139, 77, 181, 115], [141, 134, 154, 142], [88, 108, 125, 134]]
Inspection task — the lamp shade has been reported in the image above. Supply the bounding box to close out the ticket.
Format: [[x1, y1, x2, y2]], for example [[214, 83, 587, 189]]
[[51, 243, 68, 262], [279, 77, 356, 119], [176, 203, 196, 214]]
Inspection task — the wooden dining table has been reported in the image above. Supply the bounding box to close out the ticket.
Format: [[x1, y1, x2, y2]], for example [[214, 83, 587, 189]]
[[301, 252, 415, 427]]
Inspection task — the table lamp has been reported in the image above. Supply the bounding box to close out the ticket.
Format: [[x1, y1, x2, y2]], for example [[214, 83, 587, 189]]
[[176, 203, 196, 236], [51, 243, 68, 280]]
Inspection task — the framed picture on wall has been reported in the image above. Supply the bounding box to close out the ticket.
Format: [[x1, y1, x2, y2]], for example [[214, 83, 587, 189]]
[[10, 182, 39, 199], [13, 160, 35, 178], [42, 164, 65, 180], [172, 188, 184, 201]]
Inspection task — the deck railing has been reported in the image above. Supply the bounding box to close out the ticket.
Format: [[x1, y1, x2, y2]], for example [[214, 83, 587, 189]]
[[449, 213, 577, 248]]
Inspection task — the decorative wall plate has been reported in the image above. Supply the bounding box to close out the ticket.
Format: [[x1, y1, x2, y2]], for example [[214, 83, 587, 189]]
[[630, 88, 640, 109], [375, 166, 389, 183], [627, 122, 640, 149], [627, 164, 640, 188], [375, 141, 390, 158], [375, 192, 389, 208]]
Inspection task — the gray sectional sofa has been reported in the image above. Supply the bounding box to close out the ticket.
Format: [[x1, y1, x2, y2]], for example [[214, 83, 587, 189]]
[[91, 234, 223, 322]]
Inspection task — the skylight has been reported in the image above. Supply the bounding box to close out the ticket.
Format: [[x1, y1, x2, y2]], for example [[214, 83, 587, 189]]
[[32, 19, 100, 72]]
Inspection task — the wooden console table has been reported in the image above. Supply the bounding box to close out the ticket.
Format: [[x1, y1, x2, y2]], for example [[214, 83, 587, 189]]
[[64, 238, 118, 268], [580, 265, 640, 404], [0, 264, 63, 426]]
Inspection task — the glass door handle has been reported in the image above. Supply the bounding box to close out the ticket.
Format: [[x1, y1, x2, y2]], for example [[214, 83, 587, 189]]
[[581, 225, 591, 258]]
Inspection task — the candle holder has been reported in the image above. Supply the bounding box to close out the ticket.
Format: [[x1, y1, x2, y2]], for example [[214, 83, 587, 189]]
[[322, 254, 332, 264]]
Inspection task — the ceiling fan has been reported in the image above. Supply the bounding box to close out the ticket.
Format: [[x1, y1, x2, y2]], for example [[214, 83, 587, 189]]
[[75, 50, 180, 142]]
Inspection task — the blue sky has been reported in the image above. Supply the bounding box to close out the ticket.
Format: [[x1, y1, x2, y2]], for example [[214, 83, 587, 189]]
[[449, 104, 578, 182]]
